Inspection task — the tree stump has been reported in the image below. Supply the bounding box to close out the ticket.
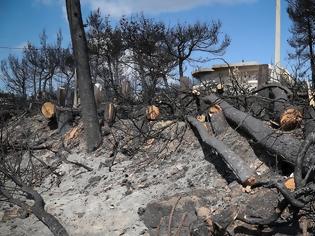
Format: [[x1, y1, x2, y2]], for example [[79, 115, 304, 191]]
[[41, 102, 56, 120], [146, 105, 160, 121], [104, 102, 116, 126]]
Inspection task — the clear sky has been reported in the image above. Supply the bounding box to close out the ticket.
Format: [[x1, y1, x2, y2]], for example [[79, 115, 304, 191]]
[[0, 0, 293, 87]]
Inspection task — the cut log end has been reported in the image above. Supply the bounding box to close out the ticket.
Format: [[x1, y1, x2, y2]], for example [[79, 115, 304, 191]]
[[284, 177, 295, 191], [280, 108, 302, 131], [244, 176, 256, 187], [146, 105, 160, 121], [196, 114, 206, 122], [41, 102, 56, 120], [216, 83, 224, 94], [209, 104, 222, 115]]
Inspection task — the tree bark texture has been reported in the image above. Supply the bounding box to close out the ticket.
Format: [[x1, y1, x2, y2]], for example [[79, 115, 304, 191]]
[[66, 0, 102, 152], [187, 116, 257, 186], [271, 87, 289, 122], [210, 110, 269, 173]]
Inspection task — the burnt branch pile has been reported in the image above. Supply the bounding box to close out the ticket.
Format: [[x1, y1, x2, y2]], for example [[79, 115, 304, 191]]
[[183, 90, 315, 234], [1, 80, 315, 235]]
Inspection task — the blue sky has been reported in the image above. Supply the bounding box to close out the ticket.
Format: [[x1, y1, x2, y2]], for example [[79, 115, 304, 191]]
[[0, 0, 293, 87]]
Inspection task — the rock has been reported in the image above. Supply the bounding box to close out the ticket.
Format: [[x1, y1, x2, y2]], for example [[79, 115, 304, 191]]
[[176, 164, 183, 171], [190, 219, 212, 236], [2, 207, 29, 222], [212, 206, 238, 231], [142, 190, 213, 235], [243, 189, 278, 221]]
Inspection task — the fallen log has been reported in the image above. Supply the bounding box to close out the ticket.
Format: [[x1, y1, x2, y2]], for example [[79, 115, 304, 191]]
[[271, 87, 288, 123], [202, 94, 315, 173], [209, 106, 269, 174], [208, 105, 226, 135], [187, 116, 257, 186]]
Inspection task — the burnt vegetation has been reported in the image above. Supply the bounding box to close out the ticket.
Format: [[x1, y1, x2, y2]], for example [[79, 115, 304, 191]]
[[1, 0, 315, 235]]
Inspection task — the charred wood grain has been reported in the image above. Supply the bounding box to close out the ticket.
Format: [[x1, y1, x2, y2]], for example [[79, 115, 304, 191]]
[[210, 110, 268, 172], [187, 116, 257, 186]]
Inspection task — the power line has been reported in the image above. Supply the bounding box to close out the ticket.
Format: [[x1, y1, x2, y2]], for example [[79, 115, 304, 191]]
[[0, 46, 26, 50], [0, 46, 69, 51]]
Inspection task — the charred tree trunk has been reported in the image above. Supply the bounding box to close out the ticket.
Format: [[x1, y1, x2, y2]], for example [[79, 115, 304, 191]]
[[202, 94, 315, 174], [66, 0, 102, 152], [210, 108, 268, 173], [187, 116, 257, 186], [271, 87, 288, 122], [306, 19, 315, 89], [178, 59, 184, 78]]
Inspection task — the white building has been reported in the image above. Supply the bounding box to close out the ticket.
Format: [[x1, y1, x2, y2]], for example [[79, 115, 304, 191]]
[[192, 61, 292, 90]]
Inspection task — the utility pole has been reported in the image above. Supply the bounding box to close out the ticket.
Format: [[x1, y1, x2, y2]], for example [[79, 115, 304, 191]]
[[274, 0, 281, 79]]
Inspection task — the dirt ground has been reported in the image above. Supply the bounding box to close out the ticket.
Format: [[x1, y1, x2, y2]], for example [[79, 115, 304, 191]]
[[0, 115, 235, 236]]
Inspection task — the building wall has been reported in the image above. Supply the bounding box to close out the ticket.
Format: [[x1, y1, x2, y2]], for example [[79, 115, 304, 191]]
[[194, 64, 270, 90]]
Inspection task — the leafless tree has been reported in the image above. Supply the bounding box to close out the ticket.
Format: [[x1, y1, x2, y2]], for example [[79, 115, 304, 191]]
[[1, 55, 30, 97], [87, 10, 125, 100], [165, 21, 231, 78], [120, 14, 177, 104], [287, 0, 315, 88], [24, 30, 62, 96]]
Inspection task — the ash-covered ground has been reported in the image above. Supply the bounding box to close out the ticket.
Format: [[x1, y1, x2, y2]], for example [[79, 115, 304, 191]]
[[1, 112, 306, 236], [0, 114, 235, 236]]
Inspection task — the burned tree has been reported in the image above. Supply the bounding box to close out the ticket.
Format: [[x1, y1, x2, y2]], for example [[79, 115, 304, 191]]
[[23, 30, 62, 97], [165, 21, 230, 77], [287, 0, 315, 88], [120, 14, 176, 104], [1, 55, 30, 98], [87, 10, 125, 99], [65, 0, 102, 152]]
